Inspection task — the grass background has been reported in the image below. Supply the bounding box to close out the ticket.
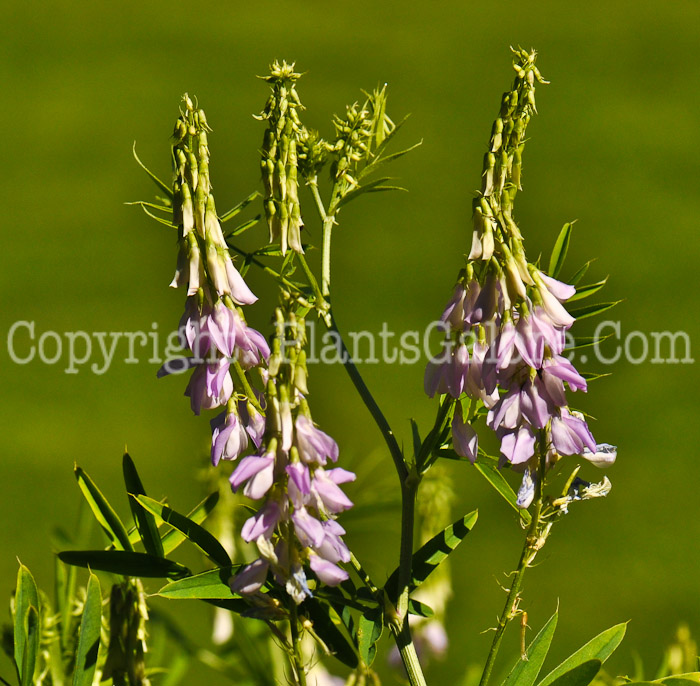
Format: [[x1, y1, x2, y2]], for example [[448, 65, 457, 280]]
[[1, 0, 699, 683]]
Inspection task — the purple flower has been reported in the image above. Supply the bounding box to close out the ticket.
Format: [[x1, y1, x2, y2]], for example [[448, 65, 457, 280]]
[[179, 297, 210, 355], [210, 409, 249, 465], [542, 355, 587, 393], [235, 324, 271, 369], [241, 500, 284, 542], [424, 358, 450, 399], [447, 343, 470, 398], [309, 554, 348, 585], [230, 558, 268, 595], [440, 283, 467, 329], [295, 415, 339, 465], [311, 468, 355, 513], [286, 462, 311, 508], [204, 301, 243, 358], [550, 409, 596, 456], [230, 454, 276, 500], [471, 270, 499, 323], [185, 359, 233, 415], [452, 407, 478, 463], [224, 257, 258, 306], [532, 306, 566, 355], [538, 272, 576, 301], [313, 520, 351, 565], [499, 425, 536, 465], [239, 401, 266, 448], [291, 507, 325, 548], [534, 272, 575, 329], [514, 312, 545, 368]]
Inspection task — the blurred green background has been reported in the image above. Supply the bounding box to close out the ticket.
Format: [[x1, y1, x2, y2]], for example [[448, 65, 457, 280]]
[[2, 0, 699, 683]]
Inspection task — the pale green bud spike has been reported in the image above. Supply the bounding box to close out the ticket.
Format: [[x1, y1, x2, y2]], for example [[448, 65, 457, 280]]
[[469, 49, 547, 266], [258, 61, 306, 255]]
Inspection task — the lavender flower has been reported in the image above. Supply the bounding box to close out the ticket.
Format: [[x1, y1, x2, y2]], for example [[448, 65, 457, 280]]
[[160, 96, 269, 459], [228, 307, 356, 603], [424, 51, 615, 501]]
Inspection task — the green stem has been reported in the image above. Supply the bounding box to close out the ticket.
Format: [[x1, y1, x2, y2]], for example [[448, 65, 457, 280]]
[[289, 604, 307, 686], [297, 253, 331, 325], [349, 552, 379, 593], [307, 176, 426, 686], [328, 313, 407, 482], [230, 360, 263, 413], [417, 395, 455, 472], [396, 473, 419, 620], [478, 450, 546, 686], [389, 623, 428, 686], [308, 177, 339, 297]]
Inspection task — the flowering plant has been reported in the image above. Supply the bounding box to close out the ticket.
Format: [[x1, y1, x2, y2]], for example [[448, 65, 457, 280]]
[[4, 49, 698, 686]]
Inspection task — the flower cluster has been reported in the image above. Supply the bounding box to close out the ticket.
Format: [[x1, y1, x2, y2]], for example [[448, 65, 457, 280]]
[[160, 96, 268, 454], [230, 307, 356, 604], [424, 49, 614, 505]]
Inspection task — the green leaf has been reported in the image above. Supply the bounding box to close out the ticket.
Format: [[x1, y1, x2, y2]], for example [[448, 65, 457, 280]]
[[20, 606, 40, 686], [253, 244, 285, 257], [300, 598, 359, 669], [58, 550, 190, 579], [134, 203, 177, 227], [157, 567, 241, 600], [224, 215, 261, 238], [569, 301, 622, 321], [569, 260, 594, 286], [372, 140, 423, 169], [408, 599, 434, 617], [219, 191, 260, 223], [566, 334, 614, 351], [13, 563, 40, 679], [537, 623, 627, 686], [74, 465, 133, 551], [132, 143, 172, 198], [580, 371, 611, 382], [123, 453, 164, 558], [161, 492, 219, 556], [548, 222, 574, 279], [335, 177, 407, 210], [385, 510, 478, 602], [474, 458, 532, 525], [544, 659, 602, 686], [567, 278, 608, 302], [503, 610, 558, 686], [410, 419, 422, 458], [357, 607, 383, 667], [72, 572, 101, 686], [622, 680, 700, 686], [134, 494, 230, 567]]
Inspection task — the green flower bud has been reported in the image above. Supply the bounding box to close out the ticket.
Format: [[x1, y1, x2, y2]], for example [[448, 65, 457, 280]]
[[490, 118, 504, 152], [194, 182, 207, 236], [502, 242, 527, 301], [274, 158, 287, 201], [180, 182, 194, 236], [186, 151, 198, 191]]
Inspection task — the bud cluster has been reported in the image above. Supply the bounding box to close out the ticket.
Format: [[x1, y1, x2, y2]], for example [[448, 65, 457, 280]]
[[329, 85, 394, 197], [161, 95, 268, 434], [258, 61, 305, 255], [425, 51, 616, 506], [230, 300, 356, 604]]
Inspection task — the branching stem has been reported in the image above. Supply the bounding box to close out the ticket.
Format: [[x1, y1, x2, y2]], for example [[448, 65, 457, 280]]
[[478, 443, 547, 686]]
